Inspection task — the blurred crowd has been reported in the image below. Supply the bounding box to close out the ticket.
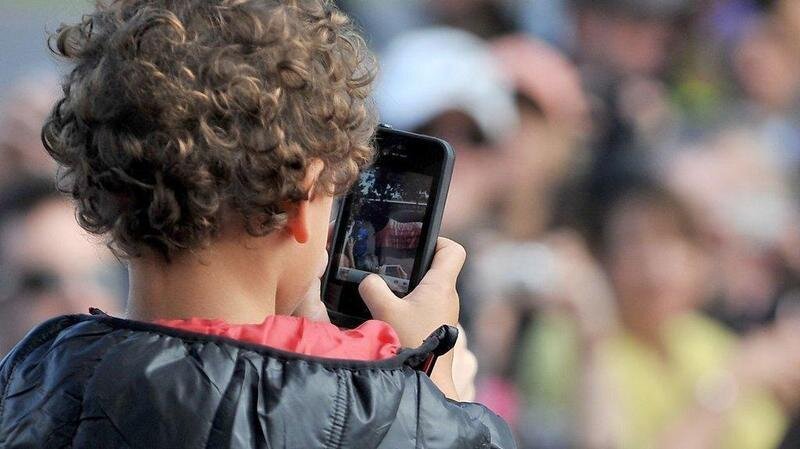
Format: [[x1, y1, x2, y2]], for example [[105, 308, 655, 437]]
[[1, 0, 800, 448]]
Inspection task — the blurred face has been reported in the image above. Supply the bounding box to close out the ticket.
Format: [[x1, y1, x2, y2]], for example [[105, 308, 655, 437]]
[[733, 24, 800, 111], [0, 199, 121, 352], [504, 107, 579, 188], [605, 197, 710, 326], [417, 111, 504, 234], [494, 107, 582, 238]]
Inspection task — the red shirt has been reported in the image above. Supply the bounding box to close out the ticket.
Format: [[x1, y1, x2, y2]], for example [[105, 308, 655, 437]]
[[154, 315, 401, 361]]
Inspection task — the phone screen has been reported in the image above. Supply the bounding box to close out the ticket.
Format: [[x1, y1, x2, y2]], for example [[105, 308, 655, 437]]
[[323, 128, 453, 326], [335, 166, 433, 293]]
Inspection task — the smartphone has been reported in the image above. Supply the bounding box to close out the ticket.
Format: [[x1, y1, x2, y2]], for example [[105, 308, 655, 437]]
[[322, 125, 455, 328]]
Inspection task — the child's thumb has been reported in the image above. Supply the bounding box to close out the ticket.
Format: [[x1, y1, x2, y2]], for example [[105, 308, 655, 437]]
[[359, 274, 397, 318]]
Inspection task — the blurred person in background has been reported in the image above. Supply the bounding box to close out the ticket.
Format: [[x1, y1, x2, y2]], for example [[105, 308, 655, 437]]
[[375, 27, 518, 239], [489, 34, 590, 240], [729, 15, 800, 173], [571, 0, 691, 180], [375, 26, 519, 331], [666, 128, 800, 334], [664, 128, 800, 449], [462, 33, 592, 430], [0, 176, 123, 356], [0, 75, 123, 357], [515, 174, 800, 449]]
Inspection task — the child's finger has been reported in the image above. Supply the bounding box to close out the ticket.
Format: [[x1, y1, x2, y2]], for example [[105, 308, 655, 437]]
[[359, 274, 398, 318], [418, 238, 466, 288]]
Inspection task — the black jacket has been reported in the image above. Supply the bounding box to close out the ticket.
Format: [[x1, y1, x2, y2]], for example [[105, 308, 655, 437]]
[[0, 313, 515, 448]]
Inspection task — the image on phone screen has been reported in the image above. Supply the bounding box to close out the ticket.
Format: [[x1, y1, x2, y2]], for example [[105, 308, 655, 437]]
[[335, 167, 433, 293], [323, 127, 453, 327]]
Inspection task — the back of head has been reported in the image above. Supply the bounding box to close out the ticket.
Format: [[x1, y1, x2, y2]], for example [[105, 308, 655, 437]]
[[42, 0, 378, 259]]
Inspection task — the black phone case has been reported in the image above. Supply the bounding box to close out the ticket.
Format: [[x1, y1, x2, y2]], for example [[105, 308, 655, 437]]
[[322, 125, 455, 328]]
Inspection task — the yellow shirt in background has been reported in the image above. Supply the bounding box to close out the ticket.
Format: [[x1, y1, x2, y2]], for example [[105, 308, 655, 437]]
[[521, 312, 786, 449]]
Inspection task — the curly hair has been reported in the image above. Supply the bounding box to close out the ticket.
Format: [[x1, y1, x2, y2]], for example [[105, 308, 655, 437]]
[[42, 0, 377, 258]]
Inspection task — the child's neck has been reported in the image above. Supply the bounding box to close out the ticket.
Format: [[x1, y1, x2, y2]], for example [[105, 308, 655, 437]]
[[125, 233, 285, 325]]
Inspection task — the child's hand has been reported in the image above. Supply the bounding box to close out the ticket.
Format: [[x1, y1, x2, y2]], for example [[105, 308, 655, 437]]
[[359, 237, 465, 399], [359, 237, 463, 346]]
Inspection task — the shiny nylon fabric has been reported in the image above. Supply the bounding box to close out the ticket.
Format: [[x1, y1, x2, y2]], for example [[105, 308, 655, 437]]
[[0, 315, 515, 449]]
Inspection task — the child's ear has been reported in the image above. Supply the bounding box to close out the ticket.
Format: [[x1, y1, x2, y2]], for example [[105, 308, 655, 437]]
[[286, 201, 310, 244], [285, 159, 325, 245]]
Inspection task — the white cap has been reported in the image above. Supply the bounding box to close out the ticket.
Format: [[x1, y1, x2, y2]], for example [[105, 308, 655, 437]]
[[375, 27, 518, 143]]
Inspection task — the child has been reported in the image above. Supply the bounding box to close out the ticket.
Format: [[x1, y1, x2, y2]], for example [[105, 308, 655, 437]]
[[0, 1, 515, 448]]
